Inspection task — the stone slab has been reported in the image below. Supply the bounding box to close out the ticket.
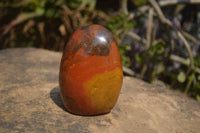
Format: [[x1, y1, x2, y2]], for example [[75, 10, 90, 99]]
[[0, 48, 200, 133]]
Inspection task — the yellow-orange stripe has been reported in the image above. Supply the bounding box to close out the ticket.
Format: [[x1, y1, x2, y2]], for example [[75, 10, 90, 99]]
[[84, 68, 123, 112]]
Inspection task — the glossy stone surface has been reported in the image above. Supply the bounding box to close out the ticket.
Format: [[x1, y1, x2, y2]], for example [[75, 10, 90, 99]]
[[59, 24, 123, 115]]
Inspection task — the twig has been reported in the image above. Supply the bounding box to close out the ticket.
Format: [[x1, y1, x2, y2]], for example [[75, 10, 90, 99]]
[[37, 22, 46, 46], [82, 8, 110, 21], [149, 0, 194, 72], [76, 0, 87, 11], [123, 66, 135, 76], [168, 38, 175, 59], [146, 8, 154, 49], [182, 31, 197, 44], [185, 73, 195, 93], [170, 54, 189, 65], [61, 5, 73, 15], [120, 0, 128, 15], [140, 8, 154, 79], [0, 10, 44, 37], [152, 19, 158, 42], [133, 5, 150, 18], [174, 4, 186, 15], [88, 0, 96, 10], [159, 0, 200, 7], [176, 30, 194, 72], [170, 54, 200, 74], [94, 10, 110, 21], [149, 0, 172, 26], [140, 65, 148, 79], [126, 32, 147, 44]]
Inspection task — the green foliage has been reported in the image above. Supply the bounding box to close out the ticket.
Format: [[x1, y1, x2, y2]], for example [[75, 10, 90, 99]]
[[177, 72, 186, 83], [135, 54, 142, 63], [149, 40, 165, 56], [67, 0, 95, 9], [0, 0, 98, 50], [119, 45, 132, 67], [152, 64, 165, 76], [67, 0, 82, 9], [107, 12, 135, 68], [108, 13, 136, 34], [132, 0, 148, 7]]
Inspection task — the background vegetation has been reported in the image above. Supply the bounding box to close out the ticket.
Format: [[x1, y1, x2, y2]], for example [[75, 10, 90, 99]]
[[1, 0, 200, 101]]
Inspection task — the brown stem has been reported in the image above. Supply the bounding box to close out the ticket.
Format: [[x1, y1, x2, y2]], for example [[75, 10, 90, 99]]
[[120, 0, 128, 14], [140, 8, 154, 79], [126, 32, 147, 45], [159, 0, 200, 7], [146, 8, 154, 49]]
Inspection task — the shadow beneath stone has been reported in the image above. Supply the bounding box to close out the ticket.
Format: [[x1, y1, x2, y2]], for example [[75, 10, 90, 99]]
[[50, 86, 67, 112], [50, 86, 111, 117]]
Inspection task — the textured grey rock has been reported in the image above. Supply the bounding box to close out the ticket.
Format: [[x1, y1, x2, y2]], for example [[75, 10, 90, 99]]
[[0, 48, 200, 133]]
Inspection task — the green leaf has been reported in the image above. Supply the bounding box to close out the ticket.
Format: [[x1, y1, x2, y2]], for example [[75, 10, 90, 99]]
[[133, 0, 148, 7], [198, 75, 200, 81], [45, 8, 56, 17], [135, 54, 141, 63], [184, 58, 190, 66], [121, 55, 131, 67], [177, 71, 186, 83], [86, 0, 95, 5], [194, 56, 200, 67], [67, 0, 82, 9], [155, 65, 164, 74]]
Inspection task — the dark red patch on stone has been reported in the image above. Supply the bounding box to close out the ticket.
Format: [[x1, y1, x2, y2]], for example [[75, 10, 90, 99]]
[[63, 24, 114, 57]]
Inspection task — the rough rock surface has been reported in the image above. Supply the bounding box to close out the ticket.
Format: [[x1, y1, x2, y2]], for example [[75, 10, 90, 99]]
[[0, 48, 200, 133]]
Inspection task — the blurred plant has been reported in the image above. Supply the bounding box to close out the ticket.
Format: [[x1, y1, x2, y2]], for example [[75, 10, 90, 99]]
[[131, 0, 148, 7], [107, 12, 136, 67], [0, 0, 103, 50], [107, 0, 200, 101], [119, 44, 132, 67]]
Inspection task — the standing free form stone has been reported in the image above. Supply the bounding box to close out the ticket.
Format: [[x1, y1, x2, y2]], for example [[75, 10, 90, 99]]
[[59, 24, 123, 115]]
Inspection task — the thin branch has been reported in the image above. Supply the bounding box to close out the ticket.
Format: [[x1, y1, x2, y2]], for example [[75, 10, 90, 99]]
[[120, 0, 128, 15], [168, 38, 175, 59], [159, 0, 200, 7], [182, 31, 197, 44], [126, 32, 147, 45], [140, 65, 148, 79], [176, 30, 194, 72], [185, 73, 195, 93], [170, 54, 189, 66], [174, 4, 186, 15], [76, 0, 87, 11], [149, 0, 172, 26], [170, 55, 200, 74], [0, 10, 44, 37], [133, 5, 150, 18], [140, 8, 154, 79], [88, 0, 96, 10], [61, 5, 73, 15], [146, 8, 154, 49], [123, 66, 135, 76], [152, 19, 158, 42]]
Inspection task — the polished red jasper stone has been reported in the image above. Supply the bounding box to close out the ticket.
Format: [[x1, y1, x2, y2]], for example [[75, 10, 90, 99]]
[[59, 24, 123, 115]]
